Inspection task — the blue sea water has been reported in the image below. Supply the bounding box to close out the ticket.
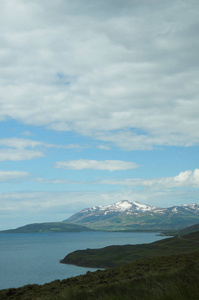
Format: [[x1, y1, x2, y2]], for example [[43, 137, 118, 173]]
[[0, 231, 166, 290]]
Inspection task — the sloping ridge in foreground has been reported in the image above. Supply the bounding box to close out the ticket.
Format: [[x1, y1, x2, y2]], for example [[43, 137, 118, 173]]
[[60, 228, 199, 268], [1, 252, 199, 300]]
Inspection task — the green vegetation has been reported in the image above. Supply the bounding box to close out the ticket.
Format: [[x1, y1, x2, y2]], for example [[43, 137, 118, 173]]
[[174, 223, 199, 236], [0, 222, 92, 233], [1, 252, 199, 299], [66, 206, 199, 231], [61, 230, 199, 268], [161, 223, 199, 236], [1, 224, 199, 299]]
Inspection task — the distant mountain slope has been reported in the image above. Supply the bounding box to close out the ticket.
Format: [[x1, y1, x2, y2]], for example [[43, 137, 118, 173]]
[[64, 200, 199, 231], [0, 222, 92, 233]]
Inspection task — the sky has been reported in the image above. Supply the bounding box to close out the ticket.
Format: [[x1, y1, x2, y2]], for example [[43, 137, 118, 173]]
[[0, 0, 199, 229]]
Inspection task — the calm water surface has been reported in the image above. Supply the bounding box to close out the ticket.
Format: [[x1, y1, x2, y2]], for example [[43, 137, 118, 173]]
[[0, 231, 166, 289]]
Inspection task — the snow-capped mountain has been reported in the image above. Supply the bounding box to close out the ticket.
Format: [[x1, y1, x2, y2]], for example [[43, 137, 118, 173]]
[[64, 200, 199, 231], [84, 200, 156, 213]]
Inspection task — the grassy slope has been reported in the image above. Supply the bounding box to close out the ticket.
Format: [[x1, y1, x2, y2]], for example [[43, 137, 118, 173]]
[[0, 222, 92, 233], [162, 222, 199, 236], [1, 252, 199, 300], [67, 209, 199, 231], [178, 222, 199, 235], [70, 213, 199, 231], [60, 230, 199, 268]]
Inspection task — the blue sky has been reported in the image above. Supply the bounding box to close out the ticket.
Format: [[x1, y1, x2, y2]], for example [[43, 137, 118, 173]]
[[0, 0, 199, 229]]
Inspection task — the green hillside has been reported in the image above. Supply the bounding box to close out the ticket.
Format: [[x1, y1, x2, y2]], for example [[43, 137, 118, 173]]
[[60, 229, 199, 268], [178, 222, 199, 235], [0, 222, 92, 233], [1, 252, 199, 300], [163, 223, 199, 236], [74, 212, 199, 231]]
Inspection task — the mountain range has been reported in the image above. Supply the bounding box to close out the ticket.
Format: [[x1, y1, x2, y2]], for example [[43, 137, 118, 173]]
[[1, 200, 199, 233], [64, 200, 199, 231]]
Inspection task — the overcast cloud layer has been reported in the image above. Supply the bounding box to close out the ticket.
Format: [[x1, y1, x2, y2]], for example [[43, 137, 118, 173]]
[[0, 0, 199, 149], [0, 0, 198, 229]]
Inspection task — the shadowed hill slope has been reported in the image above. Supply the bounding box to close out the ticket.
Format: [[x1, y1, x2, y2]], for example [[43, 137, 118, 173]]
[[1, 252, 199, 300], [60, 230, 199, 268], [178, 222, 199, 235]]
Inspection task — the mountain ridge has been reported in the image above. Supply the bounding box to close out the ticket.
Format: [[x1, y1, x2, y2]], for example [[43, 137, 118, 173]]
[[0, 222, 92, 233], [64, 200, 199, 231]]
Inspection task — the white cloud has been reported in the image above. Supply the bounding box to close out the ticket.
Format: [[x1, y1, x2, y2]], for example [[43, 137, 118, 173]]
[[93, 130, 198, 151], [34, 168, 199, 189], [174, 169, 199, 187], [95, 169, 199, 188], [22, 131, 33, 137], [0, 171, 30, 182], [97, 145, 111, 150], [0, 137, 84, 161], [35, 178, 86, 184], [55, 159, 139, 171], [0, 0, 198, 149], [0, 138, 44, 161], [0, 138, 46, 149], [0, 148, 44, 161], [0, 138, 86, 150]]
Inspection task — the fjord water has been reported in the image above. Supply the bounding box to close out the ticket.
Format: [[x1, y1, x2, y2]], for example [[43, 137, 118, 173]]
[[0, 231, 166, 290]]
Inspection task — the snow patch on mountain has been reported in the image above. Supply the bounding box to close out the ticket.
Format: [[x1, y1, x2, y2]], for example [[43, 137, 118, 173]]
[[69, 200, 199, 220], [64, 200, 199, 231], [100, 200, 133, 212], [83, 200, 157, 214], [132, 201, 155, 212], [182, 203, 198, 210]]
